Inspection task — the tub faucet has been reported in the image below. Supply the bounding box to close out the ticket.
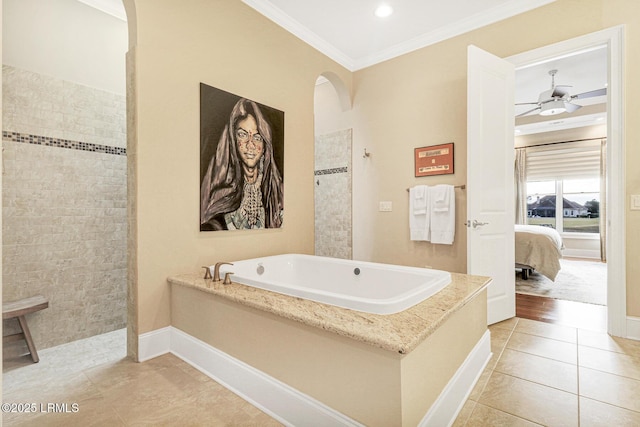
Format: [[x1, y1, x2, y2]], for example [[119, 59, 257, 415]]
[[213, 262, 234, 282]]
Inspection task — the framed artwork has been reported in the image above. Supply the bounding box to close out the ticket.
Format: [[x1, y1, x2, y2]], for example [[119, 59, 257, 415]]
[[200, 83, 285, 231], [414, 143, 454, 177]]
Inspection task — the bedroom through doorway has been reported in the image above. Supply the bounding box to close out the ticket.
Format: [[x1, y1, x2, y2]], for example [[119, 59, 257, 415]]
[[513, 45, 608, 330]]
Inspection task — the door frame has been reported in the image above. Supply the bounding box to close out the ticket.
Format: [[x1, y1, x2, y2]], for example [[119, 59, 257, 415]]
[[506, 26, 626, 337]]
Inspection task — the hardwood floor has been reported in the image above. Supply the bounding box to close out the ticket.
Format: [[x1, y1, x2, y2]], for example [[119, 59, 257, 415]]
[[516, 292, 607, 332]]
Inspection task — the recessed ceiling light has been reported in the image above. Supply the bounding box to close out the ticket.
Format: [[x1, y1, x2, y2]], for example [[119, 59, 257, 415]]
[[375, 4, 393, 18]]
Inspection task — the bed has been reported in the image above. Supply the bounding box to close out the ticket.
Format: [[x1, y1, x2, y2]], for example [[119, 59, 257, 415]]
[[515, 224, 563, 281]]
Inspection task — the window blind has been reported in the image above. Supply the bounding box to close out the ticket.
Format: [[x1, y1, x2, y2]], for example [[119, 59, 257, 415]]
[[525, 139, 602, 181]]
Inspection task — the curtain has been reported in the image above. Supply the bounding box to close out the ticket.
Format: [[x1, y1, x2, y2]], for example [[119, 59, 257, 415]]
[[600, 139, 607, 262], [514, 148, 527, 224]]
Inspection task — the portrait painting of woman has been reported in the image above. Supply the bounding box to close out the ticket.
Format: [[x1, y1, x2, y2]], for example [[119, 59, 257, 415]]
[[200, 84, 284, 231]]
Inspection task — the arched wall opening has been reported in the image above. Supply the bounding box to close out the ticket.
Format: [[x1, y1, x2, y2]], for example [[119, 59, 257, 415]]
[[313, 73, 353, 259]]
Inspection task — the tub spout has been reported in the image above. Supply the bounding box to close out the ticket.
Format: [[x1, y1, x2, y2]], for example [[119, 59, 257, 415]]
[[213, 262, 234, 282]]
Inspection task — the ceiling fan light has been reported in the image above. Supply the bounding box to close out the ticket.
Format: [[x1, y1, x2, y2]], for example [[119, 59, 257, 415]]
[[539, 100, 567, 116]]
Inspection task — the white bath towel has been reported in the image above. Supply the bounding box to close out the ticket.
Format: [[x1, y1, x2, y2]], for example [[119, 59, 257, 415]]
[[430, 185, 455, 244], [409, 185, 430, 241]]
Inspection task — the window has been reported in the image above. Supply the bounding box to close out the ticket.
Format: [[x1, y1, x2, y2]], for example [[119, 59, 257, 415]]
[[526, 179, 600, 234], [562, 178, 600, 233], [526, 181, 556, 229], [525, 140, 602, 235]]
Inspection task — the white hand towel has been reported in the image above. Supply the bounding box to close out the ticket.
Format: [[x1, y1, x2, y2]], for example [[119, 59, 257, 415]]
[[430, 185, 455, 244], [413, 185, 427, 214], [431, 185, 450, 212], [410, 185, 430, 241]]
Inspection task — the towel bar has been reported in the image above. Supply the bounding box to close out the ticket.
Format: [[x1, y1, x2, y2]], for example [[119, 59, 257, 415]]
[[406, 184, 465, 192]]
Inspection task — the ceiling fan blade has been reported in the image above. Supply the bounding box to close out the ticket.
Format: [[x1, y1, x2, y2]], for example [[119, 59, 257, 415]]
[[571, 88, 607, 100], [516, 106, 541, 117], [564, 103, 582, 113], [515, 102, 540, 106], [551, 85, 571, 98]]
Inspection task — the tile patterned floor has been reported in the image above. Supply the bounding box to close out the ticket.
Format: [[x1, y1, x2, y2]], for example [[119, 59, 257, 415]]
[[3, 319, 640, 426], [455, 318, 640, 426], [2, 329, 282, 426]]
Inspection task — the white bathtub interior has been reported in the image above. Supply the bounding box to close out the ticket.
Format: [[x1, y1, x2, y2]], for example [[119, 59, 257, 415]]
[[212, 254, 451, 315]]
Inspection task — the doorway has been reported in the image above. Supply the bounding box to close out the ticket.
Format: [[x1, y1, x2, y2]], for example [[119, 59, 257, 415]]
[[313, 74, 353, 259], [507, 27, 626, 337]]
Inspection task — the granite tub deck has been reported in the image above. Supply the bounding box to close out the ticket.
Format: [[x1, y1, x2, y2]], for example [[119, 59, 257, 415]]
[[167, 271, 491, 426], [168, 272, 490, 354]]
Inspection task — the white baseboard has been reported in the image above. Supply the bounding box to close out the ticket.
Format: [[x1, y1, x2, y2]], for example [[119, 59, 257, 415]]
[[561, 249, 600, 259], [137, 326, 171, 362], [627, 316, 640, 341], [137, 326, 491, 427], [419, 330, 492, 427]]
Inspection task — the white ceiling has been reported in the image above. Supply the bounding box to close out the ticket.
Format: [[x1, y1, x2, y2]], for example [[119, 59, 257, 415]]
[[242, 0, 556, 71], [80, 0, 607, 133], [77, 0, 126, 21], [514, 46, 608, 113], [514, 46, 608, 133]]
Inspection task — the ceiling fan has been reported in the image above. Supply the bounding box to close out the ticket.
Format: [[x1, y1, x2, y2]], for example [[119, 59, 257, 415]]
[[516, 69, 607, 117]]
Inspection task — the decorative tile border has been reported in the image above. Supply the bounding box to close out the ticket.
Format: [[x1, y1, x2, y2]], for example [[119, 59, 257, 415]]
[[314, 166, 348, 176], [2, 131, 127, 156]]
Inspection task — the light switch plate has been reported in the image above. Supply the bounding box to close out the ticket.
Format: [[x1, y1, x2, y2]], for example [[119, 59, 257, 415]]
[[632, 195, 640, 211], [379, 201, 392, 212]]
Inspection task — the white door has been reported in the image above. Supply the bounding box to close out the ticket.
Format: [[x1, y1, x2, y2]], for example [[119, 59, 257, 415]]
[[466, 45, 515, 325]]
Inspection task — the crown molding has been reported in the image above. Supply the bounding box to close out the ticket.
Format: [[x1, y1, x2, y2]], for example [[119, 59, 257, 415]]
[[244, 0, 555, 71]]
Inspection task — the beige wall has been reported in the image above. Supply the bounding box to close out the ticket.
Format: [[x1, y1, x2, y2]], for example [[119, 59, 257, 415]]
[[127, 0, 640, 345], [125, 0, 352, 338], [351, 0, 640, 315]]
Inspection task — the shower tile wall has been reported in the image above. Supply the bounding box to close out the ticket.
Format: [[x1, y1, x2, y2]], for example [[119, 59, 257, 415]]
[[2, 66, 127, 353], [314, 129, 352, 259]]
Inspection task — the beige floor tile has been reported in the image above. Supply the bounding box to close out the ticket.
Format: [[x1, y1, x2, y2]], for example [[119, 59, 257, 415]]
[[579, 345, 640, 380], [478, 372, 578, 427], [464, 402, 543, 426], [486, 326, 516, 371], [490, 327, 512, 353], [84, 354, 282, 426], [579, 396, 640, 427], [495, 348, 578, 393], [578, 328, 640, 356], [490, 317, 519, 332], [3, 370, 104, 405], [515, 318, 577, 343], [452, 400, 477, 426], [3, 330, 282, 426], [579, 367, 640, 413], [2, 390, 125, 427], [468, 365, 493, 401], [507, 331, 577, 364]]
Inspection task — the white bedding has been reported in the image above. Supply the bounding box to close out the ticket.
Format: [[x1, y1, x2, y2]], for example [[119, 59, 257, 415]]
[[515, 224, 563, 281]]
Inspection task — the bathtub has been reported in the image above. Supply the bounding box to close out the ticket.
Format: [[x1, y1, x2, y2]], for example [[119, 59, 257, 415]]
[[214, 254, 451, 315]]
